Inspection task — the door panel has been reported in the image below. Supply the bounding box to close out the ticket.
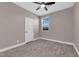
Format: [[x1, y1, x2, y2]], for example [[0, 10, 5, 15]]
[[25, 17, 34, 43]]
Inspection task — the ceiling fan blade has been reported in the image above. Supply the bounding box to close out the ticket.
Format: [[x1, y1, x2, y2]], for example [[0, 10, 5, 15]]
[[36, 6, 41, 10], [33, 2, 41, 5], [41, 2, 45, 4], [44, 7, 48, 11], [45, 2, 55, 5]]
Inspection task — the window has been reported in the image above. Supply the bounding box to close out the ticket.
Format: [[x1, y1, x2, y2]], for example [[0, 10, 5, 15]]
[[41, 16, 49, 31]]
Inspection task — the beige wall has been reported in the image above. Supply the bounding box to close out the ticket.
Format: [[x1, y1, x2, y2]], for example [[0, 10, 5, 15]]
[[0, 2, 39, 49], [73, 2, 79, 51], [39, 7, 73, 43]]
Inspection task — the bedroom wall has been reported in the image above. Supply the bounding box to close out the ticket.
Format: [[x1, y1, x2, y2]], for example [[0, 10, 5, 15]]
[[39, 7, 73, 43], [0, 2, 39, 49], [73, 2, 79, 52]]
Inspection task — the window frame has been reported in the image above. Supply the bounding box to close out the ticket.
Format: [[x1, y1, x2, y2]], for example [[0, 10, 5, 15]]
[[41, 16, 49, 31]]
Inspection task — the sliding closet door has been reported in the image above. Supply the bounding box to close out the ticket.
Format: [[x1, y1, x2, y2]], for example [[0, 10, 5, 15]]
[[25, 17, 34, 43]]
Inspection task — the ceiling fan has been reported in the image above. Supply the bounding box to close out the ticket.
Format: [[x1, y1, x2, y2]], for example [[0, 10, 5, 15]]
[[33, 2, 55, 11]]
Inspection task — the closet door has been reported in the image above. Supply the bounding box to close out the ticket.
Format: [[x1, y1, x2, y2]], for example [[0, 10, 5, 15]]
[[25, 17, 34, 43]]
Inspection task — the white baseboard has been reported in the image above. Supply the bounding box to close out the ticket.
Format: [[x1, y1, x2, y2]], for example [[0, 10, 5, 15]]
[[72, 44, 79, 56], [0, 38, 39, 53], [0, 42, 26, 53], [39, 37, 73, 45], [39, 37, 79, 56]]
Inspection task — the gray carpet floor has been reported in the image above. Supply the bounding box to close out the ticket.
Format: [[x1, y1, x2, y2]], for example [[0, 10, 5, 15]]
[[0, 39, 78, 57]]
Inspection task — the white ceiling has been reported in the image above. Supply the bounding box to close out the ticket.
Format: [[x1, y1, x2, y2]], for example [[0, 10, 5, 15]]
[[14, 2, 75, 16]]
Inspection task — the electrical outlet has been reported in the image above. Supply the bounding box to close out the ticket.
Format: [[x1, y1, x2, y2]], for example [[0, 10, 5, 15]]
[[17, 40, 19, 43]]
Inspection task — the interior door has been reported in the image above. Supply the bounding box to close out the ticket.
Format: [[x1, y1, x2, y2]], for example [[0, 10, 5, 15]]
[[25, 17, 34, 43]]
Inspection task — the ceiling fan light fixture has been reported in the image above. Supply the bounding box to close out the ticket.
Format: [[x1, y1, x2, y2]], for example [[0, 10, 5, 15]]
[[41, 4, 45, 8], [33, 2, 55, 11]]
